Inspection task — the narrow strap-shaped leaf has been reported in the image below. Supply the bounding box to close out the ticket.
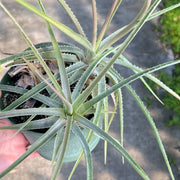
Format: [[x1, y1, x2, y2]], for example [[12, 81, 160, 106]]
[[112, 55, 163, 104], [73, 0, 159, 109], [68, 69, 84, 86], [106, 71, 124, 163], [99, 26, 125, 50], [5, 53, 79, 67], [72, 123, 93, 180], [71, 50, 112, 106], [0, 119, 66, 179], [11, 114, 36, 138], [25, 42, 85, 60], [24, 59, 73, 114], [10, 89, 61, 137], [74, 114, 150, 180], [14, 0, 92, 50], [51, 127, 64, 167], [95, 0, 122, 51], [0, 116, 59, 130], [51, 115, 73, 180], [147, 2, 180, 21], [71, 55, 102, 101], [1, 62, 86, 111], [107, 67, 175, 179], [0, 84, 61, 109], [140, 77, 163, 104], [98, 0, 151, 53], [78, 58, 180, 114], [38, 0, 72, 103], [91, 0, 97, 48], [66, 61, 87, 76], [88, 0, 160, 100], [0, 108, 65, 119], [57, 0, 86, 37], [0, 2, 64, 98], [128, 87, 175, 180], [99, 2, 180, 51], [0, 42, 84, 65], [103, 96, 108, 164], [68, 77, 105, 180], [118, 55, 180, 100], [117, 88, 124, 163]]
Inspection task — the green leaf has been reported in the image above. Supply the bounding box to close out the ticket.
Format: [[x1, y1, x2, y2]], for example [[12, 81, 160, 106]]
[[0, 108, 65, 119], [72, 123, 93, 180], [99, 27, 125, 49], [128, 85, 175, 180], [14, 0, 92, 50], [38, 0, 72, 103], [74, 114, 150, 180], [106, 67, 175, 180], [51, 127, 64, 167], [0, 2, 64, 97], [68, 77, 105, 180], [100, 0, 178, 52], [0, 119, 66, 179], [115, 55, 163, 104], [71, 55, 102, 101], [79, 58, 180, 114], [107, 72, 124, 163], [73, 0, 162, 109], [118, 55, 180, 100], [51, 115, 73, 180], [0, 84, 61, 109], [95, 0, 122, 51], [57, 0, 86, 37], [0, 116, 59, 130], [24, 59, 73, 114], [91, 0, 97, 48], [0, 42, 84, 65], [98, 0, 151, 53], [148, 2, 180, 21]]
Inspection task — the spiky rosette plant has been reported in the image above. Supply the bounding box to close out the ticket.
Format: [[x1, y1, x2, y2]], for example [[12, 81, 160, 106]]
[[0, 0, 180, 179]]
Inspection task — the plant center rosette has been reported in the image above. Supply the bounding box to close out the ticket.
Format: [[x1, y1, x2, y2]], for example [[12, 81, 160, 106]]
[[0, 42, 102, 162]]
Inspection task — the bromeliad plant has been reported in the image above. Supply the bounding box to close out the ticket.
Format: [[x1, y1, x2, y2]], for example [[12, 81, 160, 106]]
[[0, 0, 180, 179]]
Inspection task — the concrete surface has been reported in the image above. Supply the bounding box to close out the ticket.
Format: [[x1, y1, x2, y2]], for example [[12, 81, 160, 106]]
[[0, 0, 180, 179]]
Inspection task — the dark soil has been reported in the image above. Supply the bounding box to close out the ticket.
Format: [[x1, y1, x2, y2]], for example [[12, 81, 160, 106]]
[[2, 62, 95, 133]]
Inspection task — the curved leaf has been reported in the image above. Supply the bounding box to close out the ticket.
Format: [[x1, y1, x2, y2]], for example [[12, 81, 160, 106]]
[[15, 0, 92, 50], [0, 108, 65, 119], [51, 115, 73, 180], [0, 42, 84, 65], [107, 67, 175, 179], [68, 77, 105, 180], [74, 114, 150, 180], [78, 58, 180, 114], [72, 123, 93, 180], [38, 0, 72, 102], [147, 3, 180, 21], [0, 84, 61, 110], [57, 0, 86, 37], [0, 119, 66, 179], [118, 55, 180, 100], [0, 116, 59, 130], [0, 2, 64, 97]]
